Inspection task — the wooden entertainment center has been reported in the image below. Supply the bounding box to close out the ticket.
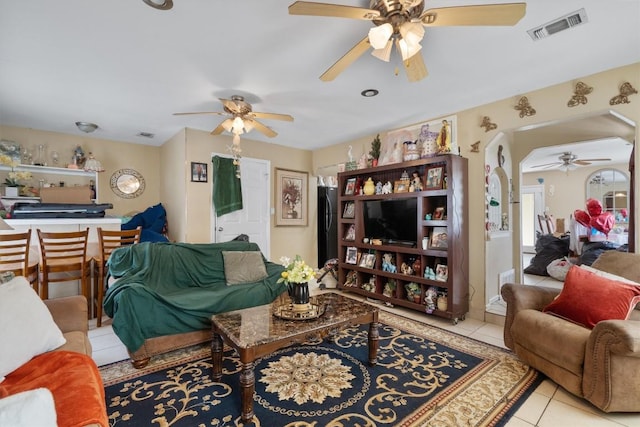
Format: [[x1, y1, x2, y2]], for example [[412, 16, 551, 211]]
[[337, 155, 469, 324]]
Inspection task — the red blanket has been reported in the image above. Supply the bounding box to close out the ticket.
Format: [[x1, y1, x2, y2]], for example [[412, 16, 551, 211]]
[[0, 351, 108, 427]]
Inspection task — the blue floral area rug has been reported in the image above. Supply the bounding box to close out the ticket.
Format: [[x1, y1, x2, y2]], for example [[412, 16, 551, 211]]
[[101, 311, 542, 427]]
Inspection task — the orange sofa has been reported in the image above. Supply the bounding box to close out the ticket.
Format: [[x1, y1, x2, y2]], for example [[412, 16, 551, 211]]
[[0, 278, 108, 427]]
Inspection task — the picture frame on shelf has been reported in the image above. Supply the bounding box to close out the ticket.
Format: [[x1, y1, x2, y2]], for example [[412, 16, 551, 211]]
[[433, 206, 445, 220], [190, 162, 208, 183], [425, 166, 444, 190], [359, 253, 376, 269], [344, 178, 356, 195], [342, 201, 355, 218], [275, 168, 308, 226], [344, 224, 356, 241], [393, 180, 409, 193], [429, 227, 448, 249], [345, 246, 358, 264], [435, 264, 448, 282]]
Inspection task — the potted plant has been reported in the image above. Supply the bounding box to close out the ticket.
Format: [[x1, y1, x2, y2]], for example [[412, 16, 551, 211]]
[[369, 134, 381, 167], [0, 154, 32, 197]]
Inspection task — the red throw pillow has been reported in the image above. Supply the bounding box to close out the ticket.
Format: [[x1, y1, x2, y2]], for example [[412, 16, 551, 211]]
[[543, 265, 640, 329]]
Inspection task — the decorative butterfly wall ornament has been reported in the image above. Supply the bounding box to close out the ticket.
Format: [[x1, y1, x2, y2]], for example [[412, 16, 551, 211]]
[[567, 81, 593, 107], [480, 116, 497, 132], [609, 82, 638, 105], [514, 96, 536, 118]]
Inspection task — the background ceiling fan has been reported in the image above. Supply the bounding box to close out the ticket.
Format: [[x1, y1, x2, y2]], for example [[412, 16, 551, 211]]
[[288, 0, 526, 82], [173, 95, 293, 138], [530, 152, 612, 170]]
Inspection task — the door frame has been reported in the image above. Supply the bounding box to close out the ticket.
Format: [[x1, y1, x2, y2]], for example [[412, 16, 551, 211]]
[[521, 184, 545, 254]]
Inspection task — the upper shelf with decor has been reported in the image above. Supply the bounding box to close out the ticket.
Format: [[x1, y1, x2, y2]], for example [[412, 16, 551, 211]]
[[0, 164, 97, 177]]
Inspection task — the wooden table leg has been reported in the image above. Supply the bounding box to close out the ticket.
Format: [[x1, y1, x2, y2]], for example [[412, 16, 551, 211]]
[[240, 361, 256, 422], [211, 332, 223, 381], [368, 321, 379, 366]]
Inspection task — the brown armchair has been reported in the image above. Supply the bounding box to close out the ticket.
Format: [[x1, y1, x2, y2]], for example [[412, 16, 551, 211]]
[[502, 251, 640, 412]]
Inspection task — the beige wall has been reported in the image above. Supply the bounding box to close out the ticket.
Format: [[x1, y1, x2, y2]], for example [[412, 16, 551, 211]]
[[169, 128, 315, 265], [0, 125, 161, 216], [312, 62, 640, 321], [522, 162, 629, 229]]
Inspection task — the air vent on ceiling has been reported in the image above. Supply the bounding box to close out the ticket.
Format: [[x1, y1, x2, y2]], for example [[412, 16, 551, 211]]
[[527, 8, 588, 41], [137, 132, 155, 138]]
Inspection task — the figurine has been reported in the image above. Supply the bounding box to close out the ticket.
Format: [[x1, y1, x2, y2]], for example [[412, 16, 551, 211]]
[[437, 120, 451, 154], [382, 253, 396, 273], [411, 172, 422, 191], [424, 287, 438, 313], [424, 266, 436, 280], [375, 181, 383, 195], [381, 181, 393, 194], [400, 262, 414, 275]]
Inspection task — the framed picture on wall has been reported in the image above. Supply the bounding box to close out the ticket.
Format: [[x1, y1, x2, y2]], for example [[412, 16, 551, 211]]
[[191, 162, 208, 182], [275, 168, 308, 226]]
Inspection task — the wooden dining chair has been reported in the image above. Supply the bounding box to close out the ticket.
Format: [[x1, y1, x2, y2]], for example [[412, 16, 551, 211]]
[[37, 228, 92, 317], [0, 229, 38, 288], [94, 226, 142, 327], [537, 214, 556, 235]]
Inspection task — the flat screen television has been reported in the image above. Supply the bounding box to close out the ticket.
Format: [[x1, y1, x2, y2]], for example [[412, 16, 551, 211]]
[[363, 198, 417, 246]]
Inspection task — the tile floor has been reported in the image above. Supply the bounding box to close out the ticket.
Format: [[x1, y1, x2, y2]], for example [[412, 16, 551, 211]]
[[89, 288, 640, 427]]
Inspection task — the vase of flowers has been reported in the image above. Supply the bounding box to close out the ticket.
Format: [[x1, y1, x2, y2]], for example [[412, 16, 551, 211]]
[[0, 154, 32, 197], [278, 255, 316, 310]]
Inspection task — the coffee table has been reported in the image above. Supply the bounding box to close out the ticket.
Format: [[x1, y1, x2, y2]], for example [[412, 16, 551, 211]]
[[210, 292, 379, 422]]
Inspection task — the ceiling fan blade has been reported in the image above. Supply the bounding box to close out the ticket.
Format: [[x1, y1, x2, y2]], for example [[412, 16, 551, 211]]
[[252, 112, 294, 122], [320, 36, 370, 82], [288, 1, 379, 20], [173, 111, 225, 116], [250, 119, 277, 138], [579, 158, 612, 162], [530, 162, 560, 169], [403, 52, 428, 82], [421, 3, 526, 27], [573, 160, 592, 166], [210, 120, 230, 135]]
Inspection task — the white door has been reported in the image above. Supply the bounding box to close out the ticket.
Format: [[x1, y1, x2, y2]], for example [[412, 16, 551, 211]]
[[521, 184, 544, 253], [210, 155, 271, 259]]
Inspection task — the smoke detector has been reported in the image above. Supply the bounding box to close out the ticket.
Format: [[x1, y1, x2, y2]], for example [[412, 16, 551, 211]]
[[527, 8, 588, 41]]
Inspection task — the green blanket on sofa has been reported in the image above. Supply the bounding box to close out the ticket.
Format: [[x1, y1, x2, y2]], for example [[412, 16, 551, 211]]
[[103, 241, 286, 352]]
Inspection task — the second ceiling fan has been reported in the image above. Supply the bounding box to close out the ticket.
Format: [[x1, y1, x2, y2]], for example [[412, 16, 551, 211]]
[[289, 0, 526, 82], [531, 152, 612, 171]]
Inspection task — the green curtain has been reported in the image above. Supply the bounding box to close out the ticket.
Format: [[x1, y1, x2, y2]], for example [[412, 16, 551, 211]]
[[211, 156, 243, 216]]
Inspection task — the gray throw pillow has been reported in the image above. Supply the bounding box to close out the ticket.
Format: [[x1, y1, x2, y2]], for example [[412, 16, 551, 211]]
[[222, 251, 268, 285]]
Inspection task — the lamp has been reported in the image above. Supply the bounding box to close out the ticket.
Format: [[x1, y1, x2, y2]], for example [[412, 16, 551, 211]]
[[371, 39, 393, 62], [83, 152, 104, 172], [368, 23, 393, 49], [142, 0, 173, 10], [399, 22, 424, 48], [396, 37, 422, 61], [231, 117, 245, 134], [75, 121, 98, 133]]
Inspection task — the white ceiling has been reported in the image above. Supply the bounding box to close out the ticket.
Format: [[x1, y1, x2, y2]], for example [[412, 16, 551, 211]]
[[1, 1, 639, 153]]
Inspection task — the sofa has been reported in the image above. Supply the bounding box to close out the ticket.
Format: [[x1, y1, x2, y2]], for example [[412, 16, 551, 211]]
[[0, 276, 108, 426], [502, 251, 640, 412], [103, 240, 287, 368]]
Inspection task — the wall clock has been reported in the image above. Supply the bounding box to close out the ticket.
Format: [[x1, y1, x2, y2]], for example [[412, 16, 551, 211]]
[[110, 168, 145, 199]]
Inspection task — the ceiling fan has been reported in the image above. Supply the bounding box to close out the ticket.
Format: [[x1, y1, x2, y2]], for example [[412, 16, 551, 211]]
[[173, 95, 293, 138], [530, 152, 612, 170], [288, 0, 526, 82]]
